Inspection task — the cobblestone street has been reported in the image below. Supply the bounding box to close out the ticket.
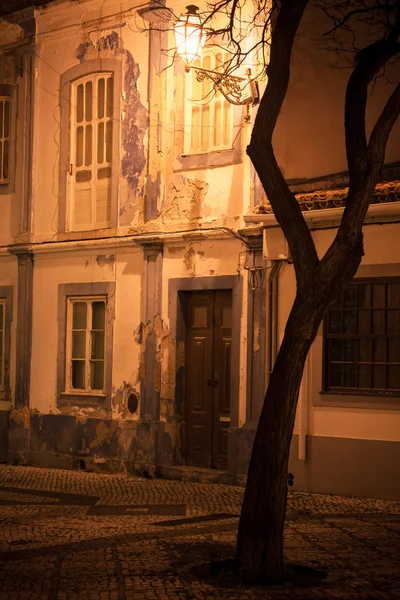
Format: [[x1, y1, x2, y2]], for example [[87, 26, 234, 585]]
[[0, 465, 399, 599]]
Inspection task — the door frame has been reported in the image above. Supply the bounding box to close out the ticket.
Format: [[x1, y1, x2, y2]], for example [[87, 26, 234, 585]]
[[168, 276, 242, 469]]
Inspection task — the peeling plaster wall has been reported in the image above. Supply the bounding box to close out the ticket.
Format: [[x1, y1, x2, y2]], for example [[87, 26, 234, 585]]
[[161, 238, 249, 435], [32, 0, 150, 240], [0, 50, 26, 245], [30, 249, 143, 420]]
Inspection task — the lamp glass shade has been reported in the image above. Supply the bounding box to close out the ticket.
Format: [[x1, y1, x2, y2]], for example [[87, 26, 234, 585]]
[[175, 6, 205, 66]]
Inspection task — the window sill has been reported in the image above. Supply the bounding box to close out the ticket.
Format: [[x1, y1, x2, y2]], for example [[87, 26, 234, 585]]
[[58, 392, 108, 407], [174, 146, 241, 171], [315, 392, 400, 411]]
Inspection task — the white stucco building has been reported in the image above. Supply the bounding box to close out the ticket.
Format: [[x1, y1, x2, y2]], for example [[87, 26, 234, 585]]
[[0, 0, 399, 500]]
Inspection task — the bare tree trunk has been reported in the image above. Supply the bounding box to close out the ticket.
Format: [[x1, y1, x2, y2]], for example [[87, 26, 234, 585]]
[[235, 307, 314, 583]]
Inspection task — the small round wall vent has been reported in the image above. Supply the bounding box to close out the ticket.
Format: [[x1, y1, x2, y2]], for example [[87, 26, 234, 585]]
[[127, 392, 139, 414]]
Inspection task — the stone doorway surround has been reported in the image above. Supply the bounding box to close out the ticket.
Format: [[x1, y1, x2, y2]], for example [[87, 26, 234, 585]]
[[168, 275, 242, 474]]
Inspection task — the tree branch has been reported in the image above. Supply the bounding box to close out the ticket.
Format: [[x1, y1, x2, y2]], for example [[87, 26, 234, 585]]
[[368, 81, 400, 165], [248, 0, 319, 290]]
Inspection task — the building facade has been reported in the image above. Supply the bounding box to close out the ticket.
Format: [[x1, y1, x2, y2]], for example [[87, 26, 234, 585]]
[[0, 0, 399, 500]]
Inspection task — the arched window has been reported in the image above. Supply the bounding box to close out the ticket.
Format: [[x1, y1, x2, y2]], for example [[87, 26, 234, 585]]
[[59, 60, 120, 233]]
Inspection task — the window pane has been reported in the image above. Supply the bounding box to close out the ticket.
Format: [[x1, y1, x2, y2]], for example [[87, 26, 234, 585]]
[[72, 331, 86, 359], [223, 101, 231, 147], [372, 283, 386, 308], [358, 310, 371, 334], [344, 310, 357, 333], [2, 140, 8, 180], [76, 126, 84, 167], [358, 365, 371, 389], [97, 167, 111, 180], [201, 105, 210, 152], [4, 100, 9, 137], [214, 101, 221, 147], [329, 310, 342, 333], [343, 285, 356, 308], [73, 302, 87, 329], [91, 331, 104, 359], [105, 121, 113, 162], [357, 284, 371, 308], [343, 364, 357, 387], [85, 124, 92, 166], [330, 363, 342, 387], [387, 366, 400, 390], [388, 339, 400, 363], [97, 78, 105, 119], [344, 339, 358, 362], [72, 360, 85, 389], [97, 122, 104, 164], [372, 365, 386, 389], [359, 339, 372, 362], [330, 339, 343, 361], [75, 170, 91, 183], [387, 310, 400, 334], [373, 338, 386, 362], [387, 284, 400, 309], [92, 301, 105, 329], [191, 105, 200, 152], [373, 310, 385, 334], [85, 81, 92, 121], [76, 84, 84, 123], [90, 361, 104, 389], [106, 77, 113, 117]]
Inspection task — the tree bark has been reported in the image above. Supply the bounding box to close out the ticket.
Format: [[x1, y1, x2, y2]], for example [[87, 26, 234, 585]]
[[235, 240, 363, 583]]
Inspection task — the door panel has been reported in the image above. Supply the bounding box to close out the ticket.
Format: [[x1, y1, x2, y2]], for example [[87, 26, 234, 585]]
[[184, 290, 232, 469], [185, 293, 214, 468]]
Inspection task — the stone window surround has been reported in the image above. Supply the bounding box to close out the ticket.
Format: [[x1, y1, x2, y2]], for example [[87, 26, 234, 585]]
[[173, 47, 243, 171], [57, 282, 115, 408], [58, 59, 121, 235], [314, 263, 400, 410], [0, 84, 17, 195], [0, 286, 13, 403]]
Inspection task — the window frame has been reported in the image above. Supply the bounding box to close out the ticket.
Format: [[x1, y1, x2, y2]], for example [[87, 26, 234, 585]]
[[59, 60, 121, 234], [0, 85, 17, 195], [173, 54, 243, 171], [57, 282, 115, 408], [65, 296, 107, 394], [0, 286, 13, 403], [322, 276, 400, 399]]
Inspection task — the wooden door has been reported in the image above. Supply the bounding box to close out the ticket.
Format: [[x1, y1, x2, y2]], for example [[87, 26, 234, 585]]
[[184, 290, 232, 469]]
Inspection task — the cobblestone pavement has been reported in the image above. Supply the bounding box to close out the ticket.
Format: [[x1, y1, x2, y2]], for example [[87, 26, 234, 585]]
[[0, 465, 399, 599]]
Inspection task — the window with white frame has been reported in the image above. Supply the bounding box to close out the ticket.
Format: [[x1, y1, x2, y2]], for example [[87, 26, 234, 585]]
[[69, 73, 114, 231], [0, 97, 11, 185], [184, 51, 233, 155], [0, 300, 5, 389], [66, 297, 106, 393]]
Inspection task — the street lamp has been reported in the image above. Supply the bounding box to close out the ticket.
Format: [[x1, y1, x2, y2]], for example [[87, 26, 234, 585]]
[[174, 5, 259, 106]]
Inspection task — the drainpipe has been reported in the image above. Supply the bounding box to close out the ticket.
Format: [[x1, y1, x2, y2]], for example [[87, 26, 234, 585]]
[[298, 365, 307, 461], [266, 260, 282, 388]]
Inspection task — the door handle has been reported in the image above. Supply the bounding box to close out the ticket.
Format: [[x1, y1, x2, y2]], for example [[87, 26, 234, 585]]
[[207, 377, 218, 387], [212, 376, 218, 388], [207, 378, 212, 387]]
